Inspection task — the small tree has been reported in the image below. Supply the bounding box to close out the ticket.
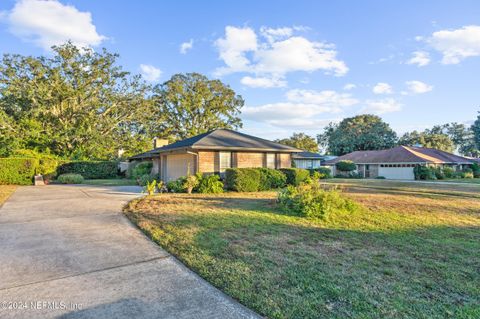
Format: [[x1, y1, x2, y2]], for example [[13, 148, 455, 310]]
[[336, 160, 356, 172]]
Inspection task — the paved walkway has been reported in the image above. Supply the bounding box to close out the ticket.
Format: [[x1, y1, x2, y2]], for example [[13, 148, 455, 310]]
[[0, 185, 259, 319]]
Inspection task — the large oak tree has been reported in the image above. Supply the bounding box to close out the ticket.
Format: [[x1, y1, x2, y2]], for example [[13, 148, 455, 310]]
[[317, 114, 397, 155]]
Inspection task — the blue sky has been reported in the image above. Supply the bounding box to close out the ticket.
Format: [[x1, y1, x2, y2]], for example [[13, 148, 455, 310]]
[[1, 0, 479, 140]]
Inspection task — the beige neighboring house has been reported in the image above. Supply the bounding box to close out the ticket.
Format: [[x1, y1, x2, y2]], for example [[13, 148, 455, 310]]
[[323, 146, 474, 180], [129, 129, 301, 182]]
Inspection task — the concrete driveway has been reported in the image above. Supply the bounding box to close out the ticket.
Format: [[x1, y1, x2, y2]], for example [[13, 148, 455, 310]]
[[0, 185, 260, 319]]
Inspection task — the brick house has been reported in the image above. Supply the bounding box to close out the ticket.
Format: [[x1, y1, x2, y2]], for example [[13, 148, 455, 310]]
[[323, 146, 474, 180], [129, 129, 300, 182]]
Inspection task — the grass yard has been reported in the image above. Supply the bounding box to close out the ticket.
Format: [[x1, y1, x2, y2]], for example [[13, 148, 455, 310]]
[[125, 181, 480, 319], [82, 179, 138, 186], [0, 185, 16, 205]]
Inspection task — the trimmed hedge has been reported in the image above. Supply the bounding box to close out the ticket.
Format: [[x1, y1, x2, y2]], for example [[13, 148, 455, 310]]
[[258, 168, 287, 190], [57, 173, 84, 184], [280, 168, 310, 186], [336, 160, 356, 172], [308, 167, 331, 179], [225, 168, 261, 192], [0, 158, 39, 185], [57, 161, 118, 179]]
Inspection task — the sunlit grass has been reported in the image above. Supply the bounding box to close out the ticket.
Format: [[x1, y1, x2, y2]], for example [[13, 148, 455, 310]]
[[125, 183, 480, 319]]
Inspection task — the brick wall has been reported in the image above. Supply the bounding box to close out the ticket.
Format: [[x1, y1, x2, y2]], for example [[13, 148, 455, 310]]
[[198, 151, 217, 173], [236, 152, 264, 168], [278, 153, 291, 168]]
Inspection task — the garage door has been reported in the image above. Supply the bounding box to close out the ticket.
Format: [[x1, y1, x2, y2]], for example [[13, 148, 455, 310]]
[[378, 167, 415, 180], [165, 154, 196, 182]]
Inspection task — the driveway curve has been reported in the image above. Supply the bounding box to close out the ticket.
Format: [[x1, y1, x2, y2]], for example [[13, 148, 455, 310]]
[[0, 185, 259, 319]]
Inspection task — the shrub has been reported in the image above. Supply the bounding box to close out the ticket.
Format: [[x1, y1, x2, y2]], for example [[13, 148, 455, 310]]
[[336, 160, 356, 172], [9, 149, 60, 182], [144, 180, 157, 195], [335, 172, 363, 179], [414, 165, 436, 180], [167, 177, 186, 193], [433, 167, 445, 180], [57, 173, 84, 184], [196, 174, 224, 194], [0, 158, 39, 185], [278, 183, 357, 220], [225, 168, 261, 192], [183, 174, 199, 194], [443, 166, 455, 178], [375, 176, 386, 179], [131, 161, 153, 180], [280, 168, 310, 186], [463, 171, 474, 179], [308, 167, 331, 179], [57, 161, 118, 179], [471, 163, 480, 178], [258, 168, 287, 190]]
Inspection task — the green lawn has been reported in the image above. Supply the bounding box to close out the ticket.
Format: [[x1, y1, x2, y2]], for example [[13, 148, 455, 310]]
[[441, 178, 480, 184], [0, 185, 16, 205], [125, 181, 480, 319], [82, 179, 138, 186]]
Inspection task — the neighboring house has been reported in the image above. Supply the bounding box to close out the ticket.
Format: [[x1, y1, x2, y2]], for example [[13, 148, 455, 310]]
[[323, 146, 474, 180], [129, 129, 301, 182], [292, 151, 323, 169]]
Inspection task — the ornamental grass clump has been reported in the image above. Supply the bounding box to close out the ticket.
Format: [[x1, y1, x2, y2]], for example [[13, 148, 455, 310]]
[[278, 183, 357, 220]]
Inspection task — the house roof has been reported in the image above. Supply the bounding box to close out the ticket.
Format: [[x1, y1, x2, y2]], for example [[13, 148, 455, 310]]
[[129, 129, 301, 160], [323, 146, 473, 165], [292, 151, 323, 159]]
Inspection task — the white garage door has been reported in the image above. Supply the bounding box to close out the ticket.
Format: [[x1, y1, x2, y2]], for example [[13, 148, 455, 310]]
[[165, 154, 195, 182], [378, 167, 415, 180]]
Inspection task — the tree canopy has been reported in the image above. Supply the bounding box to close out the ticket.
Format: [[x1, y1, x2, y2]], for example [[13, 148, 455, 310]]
[[398, 130, 454, 153], [275, 133, 318, 152], [152, 73, 243, 141], [317, 114, 397, 155], [0, 43, 155, 159]]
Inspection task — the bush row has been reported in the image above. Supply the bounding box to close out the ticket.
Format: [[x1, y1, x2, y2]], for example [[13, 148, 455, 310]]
[[0, 158, 39, 185], [414, 165, 477, 180], [0, 155, 119, 185]]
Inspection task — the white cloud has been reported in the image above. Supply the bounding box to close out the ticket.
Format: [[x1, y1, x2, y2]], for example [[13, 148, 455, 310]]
[[362, 98, 402, 115], [404, 80, 433, 94], [260, 26, 293, 43], [3, 0, 106, 50], [372, 82, 393, 94], [343, 83, 356, 90], [240, 76, 286, 88], [180, 39, 194, 54], [214, 26, 258, 72], [242, 89, 357, 129], [406, 51, 430, 67], [425, 25, 480, 64], [140, 64, 162, 82], [214, 25, 348, 84]]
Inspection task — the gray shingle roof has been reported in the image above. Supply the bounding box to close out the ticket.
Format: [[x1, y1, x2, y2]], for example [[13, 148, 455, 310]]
[[292, 151, 323, 159], [323, 146, 474, 165], [130, 129, 301, 160]]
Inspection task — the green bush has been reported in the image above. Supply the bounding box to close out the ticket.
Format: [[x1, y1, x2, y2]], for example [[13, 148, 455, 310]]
[[131, 161, 153, 180], [335, 172, 363, 179], [9, 149, 60, 182], [414, 165, 436, 180], [57, 173, 84, 184], [443, 166, 455, 178], [196, 174, 224, 194], [144, 180, 157, 195], [336, 160, 356, 172], [258, 168, 287, 190], [433, 167, 445, 180], [308, 167, 331, 179], [225, 168, 261, 192], [57, 161, 118, 179], [0, 158, 39, 185], [280, 168, 310, 186], [138, 174, 156, 186], [167, 177, 187, 193], [278, 183, 358, 219], [375, 176, 386, 179]]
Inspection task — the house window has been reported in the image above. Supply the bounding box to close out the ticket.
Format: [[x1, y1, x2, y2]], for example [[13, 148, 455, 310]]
[[219, 152, 231, 172], [266, 153, 276, 169]]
